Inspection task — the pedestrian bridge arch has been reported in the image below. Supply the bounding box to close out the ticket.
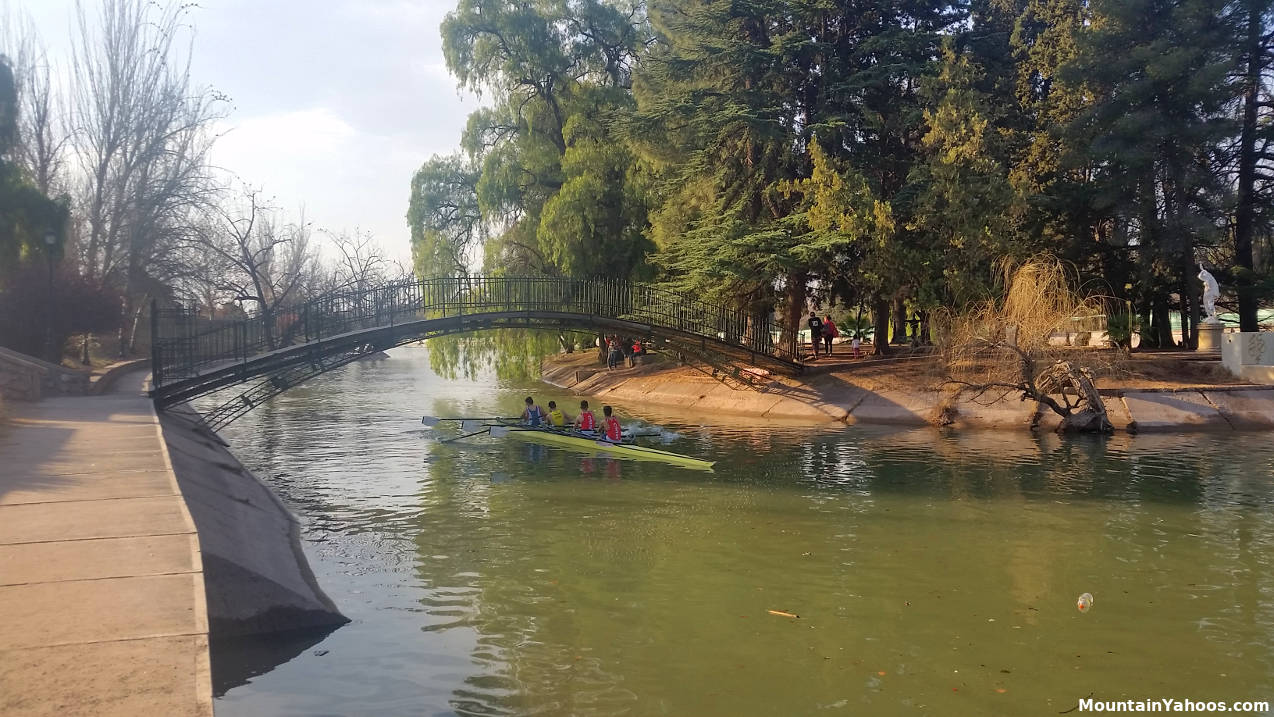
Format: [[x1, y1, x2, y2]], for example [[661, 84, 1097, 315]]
[[150, 276, 802, 430]]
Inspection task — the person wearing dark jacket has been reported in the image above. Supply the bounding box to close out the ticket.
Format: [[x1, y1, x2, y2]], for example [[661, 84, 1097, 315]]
[[807, 311, 824, 357]]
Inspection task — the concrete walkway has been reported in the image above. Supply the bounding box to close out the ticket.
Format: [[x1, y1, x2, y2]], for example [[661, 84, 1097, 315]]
[[0, 371, 212, 717]]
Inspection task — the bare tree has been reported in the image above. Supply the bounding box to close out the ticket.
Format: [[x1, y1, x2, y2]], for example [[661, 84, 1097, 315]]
[[940, 257, 1115, 434], [326, 228, 390, 293], [194, 185, 322, 349], [68, 0, 226, 354], [1, 13, 67, 197]]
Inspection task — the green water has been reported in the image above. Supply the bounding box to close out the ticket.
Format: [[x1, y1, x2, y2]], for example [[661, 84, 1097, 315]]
[[207, 347, 1274, 716]]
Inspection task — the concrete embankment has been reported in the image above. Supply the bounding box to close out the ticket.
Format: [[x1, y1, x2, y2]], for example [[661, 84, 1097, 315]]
[[157, 405, 348, 638], [0, 368, 347, 716], [543, 357, 1274, 432], [0, 371, 212, 717]]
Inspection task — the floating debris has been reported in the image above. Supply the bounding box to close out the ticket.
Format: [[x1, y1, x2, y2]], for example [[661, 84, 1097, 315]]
[[768, 609, 799, 618], [1076, 593, 1094, 613]]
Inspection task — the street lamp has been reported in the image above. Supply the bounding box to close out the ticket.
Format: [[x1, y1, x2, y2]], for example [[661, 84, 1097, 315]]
[[43, 231, 57, 363]]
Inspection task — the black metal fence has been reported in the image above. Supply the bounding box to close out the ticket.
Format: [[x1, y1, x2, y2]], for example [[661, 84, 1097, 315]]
[[151, 276, 798, 388]]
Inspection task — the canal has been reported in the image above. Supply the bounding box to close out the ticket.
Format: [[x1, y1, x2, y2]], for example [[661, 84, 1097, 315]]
[[207, 346, 1274, 716]]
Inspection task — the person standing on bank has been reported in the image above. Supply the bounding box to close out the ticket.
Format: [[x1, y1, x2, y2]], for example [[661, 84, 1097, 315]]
[[607, 336, 624, 370], [822, 315, 838, 355], [807, 311, 824, 357]]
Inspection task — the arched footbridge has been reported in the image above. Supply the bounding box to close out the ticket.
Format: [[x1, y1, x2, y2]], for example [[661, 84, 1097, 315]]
[[150, 276, 803, 429]]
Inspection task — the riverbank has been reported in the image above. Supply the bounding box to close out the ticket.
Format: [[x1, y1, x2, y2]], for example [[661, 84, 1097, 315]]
[[542, 351, 1274, 432], [156, 405, 348, 639]]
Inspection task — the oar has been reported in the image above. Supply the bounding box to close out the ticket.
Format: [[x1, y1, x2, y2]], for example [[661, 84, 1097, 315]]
[[437, 425, 510, 444], [439, 427, 491, 443], [421, 416, 519, 427]]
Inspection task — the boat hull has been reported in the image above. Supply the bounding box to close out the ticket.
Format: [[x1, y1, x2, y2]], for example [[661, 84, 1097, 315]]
[[506, 428, 714, 471]]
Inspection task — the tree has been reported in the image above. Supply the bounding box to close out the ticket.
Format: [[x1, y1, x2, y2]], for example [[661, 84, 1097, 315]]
[[408, 154, 485, 277], [0, 54, 68, 273], [68, 0, 225, 353], [193, 185, 321, 349], [430, 0, 651, 278], [631, 0, 960, 351], [1226, 0, 1274, 332], [1064, 0, 1235, 348], [327, 228, 398, 293]]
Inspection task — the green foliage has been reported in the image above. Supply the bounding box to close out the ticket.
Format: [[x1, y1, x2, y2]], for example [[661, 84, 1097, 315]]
[[419, 0, 652, 280], [420, 0, 1274, 347], [427, 329, 583, 381], [408, 154, 484, 278], [0, 56, 67, 273]]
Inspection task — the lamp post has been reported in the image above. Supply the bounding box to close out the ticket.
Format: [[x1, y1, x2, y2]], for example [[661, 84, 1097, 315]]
[[43, 231, 57, 362]]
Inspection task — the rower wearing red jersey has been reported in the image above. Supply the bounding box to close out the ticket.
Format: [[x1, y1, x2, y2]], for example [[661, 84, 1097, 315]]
[[576, 400, 597, 433], [601, 405, 623, 443]]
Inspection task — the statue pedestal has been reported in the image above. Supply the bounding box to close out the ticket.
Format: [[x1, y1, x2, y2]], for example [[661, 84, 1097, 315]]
[[1197, 322, 1222, 352]]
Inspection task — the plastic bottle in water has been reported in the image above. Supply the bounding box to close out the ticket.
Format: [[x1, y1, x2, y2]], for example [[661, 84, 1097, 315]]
[[1076, 593, 1094, 613]]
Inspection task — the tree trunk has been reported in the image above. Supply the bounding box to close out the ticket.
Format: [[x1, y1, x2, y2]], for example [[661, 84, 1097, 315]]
[[1153, 299, 1172, 349], [125, 296, 148, 356], [785, 271, 807, 356], [872, 298, 891, 357], [891, 296, 906, 344], [1234, 1, 1263, 332]]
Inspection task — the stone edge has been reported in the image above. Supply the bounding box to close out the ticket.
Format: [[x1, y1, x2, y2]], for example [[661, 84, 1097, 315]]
[[143, 375, 214, 717]]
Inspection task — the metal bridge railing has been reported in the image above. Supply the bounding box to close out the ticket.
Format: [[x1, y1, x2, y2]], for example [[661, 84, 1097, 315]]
[[151, 276, 799, 388]]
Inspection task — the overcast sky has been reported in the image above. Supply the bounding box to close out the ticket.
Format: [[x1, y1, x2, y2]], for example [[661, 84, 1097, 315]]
[[6, 0, 480, 264]]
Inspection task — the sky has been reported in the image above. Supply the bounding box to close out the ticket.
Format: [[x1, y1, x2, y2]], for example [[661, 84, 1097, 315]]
[[6, 0, 480, 265]]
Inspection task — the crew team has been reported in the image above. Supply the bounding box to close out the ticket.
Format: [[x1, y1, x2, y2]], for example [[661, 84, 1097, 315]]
[[521, 396, 624, 442]]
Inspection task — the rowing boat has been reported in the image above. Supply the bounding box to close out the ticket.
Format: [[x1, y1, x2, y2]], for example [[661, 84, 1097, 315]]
[[504, 426, 715, 471]]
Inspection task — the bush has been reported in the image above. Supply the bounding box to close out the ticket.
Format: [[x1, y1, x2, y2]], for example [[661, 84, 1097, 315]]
[[0, 262, 123, 361], [1105, 313, 1133, 349]]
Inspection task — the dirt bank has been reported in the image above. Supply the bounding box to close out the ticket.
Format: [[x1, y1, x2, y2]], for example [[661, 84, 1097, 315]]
[[541, 352, 1274, 433]]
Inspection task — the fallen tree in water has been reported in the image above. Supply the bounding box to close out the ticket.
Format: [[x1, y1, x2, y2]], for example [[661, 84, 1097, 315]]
[[938, 257, 1114, 434]]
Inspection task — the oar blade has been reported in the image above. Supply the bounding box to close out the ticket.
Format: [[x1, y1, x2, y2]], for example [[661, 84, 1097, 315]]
[[421, 416, 441, 427], [461, 419, 483, 432], [489, 426, 510, 438]]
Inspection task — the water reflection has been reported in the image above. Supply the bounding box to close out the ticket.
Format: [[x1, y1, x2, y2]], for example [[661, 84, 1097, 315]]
[[207, 347, 1274, 717]]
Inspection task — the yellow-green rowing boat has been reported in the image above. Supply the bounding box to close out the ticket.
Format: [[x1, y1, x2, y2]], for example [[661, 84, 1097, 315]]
[[505, 427, 715, 471]]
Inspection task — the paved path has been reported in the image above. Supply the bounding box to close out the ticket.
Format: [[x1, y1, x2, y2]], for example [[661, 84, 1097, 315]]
[[0, 371, 212, 717]]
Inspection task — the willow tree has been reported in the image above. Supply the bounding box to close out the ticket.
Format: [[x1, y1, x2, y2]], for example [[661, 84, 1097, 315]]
[[424, 0, 652, 279]]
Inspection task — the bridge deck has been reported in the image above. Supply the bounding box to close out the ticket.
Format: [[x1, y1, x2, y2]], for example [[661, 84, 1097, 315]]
[[0, 371, 212, 717]]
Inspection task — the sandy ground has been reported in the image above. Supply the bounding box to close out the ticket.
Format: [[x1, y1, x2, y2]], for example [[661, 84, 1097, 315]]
[[542, 349, 1274, 432]]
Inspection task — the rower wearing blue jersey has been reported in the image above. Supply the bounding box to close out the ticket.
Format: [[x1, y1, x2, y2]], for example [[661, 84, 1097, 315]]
[[522, 396, 544, 427]]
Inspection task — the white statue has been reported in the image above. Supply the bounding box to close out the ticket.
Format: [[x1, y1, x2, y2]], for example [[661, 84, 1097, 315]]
[[1198, 264, 1221, 324]]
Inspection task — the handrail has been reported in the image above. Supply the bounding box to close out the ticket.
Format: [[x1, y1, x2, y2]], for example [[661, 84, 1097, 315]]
[[151, 276, 798, 387]]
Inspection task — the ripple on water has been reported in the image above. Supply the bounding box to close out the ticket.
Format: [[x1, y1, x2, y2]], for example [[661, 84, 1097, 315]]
[[206, 347, 1274, 716]]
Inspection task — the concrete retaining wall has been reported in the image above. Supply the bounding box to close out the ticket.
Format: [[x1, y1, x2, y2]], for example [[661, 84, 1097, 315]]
[[1221, 332, 1274, 384], [0, 347, 90, 400], [156, 405, 348, 637]]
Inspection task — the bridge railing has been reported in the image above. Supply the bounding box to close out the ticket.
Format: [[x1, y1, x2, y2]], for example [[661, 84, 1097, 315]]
[[152, 276, 798, 388]]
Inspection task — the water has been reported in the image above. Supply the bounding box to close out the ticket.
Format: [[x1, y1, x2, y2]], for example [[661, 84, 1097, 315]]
[[207, 346, 1274, 716]]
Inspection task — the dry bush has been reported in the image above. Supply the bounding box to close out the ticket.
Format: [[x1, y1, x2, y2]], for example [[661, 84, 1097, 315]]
[[936, 256, 1115, 432]]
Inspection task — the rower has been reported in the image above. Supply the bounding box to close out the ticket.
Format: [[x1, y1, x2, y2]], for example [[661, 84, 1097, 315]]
[[522, 396, 544, 427], [546, 401, 570, 429], [601, 405, 623, 443], [575, 400, 597, 434]]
